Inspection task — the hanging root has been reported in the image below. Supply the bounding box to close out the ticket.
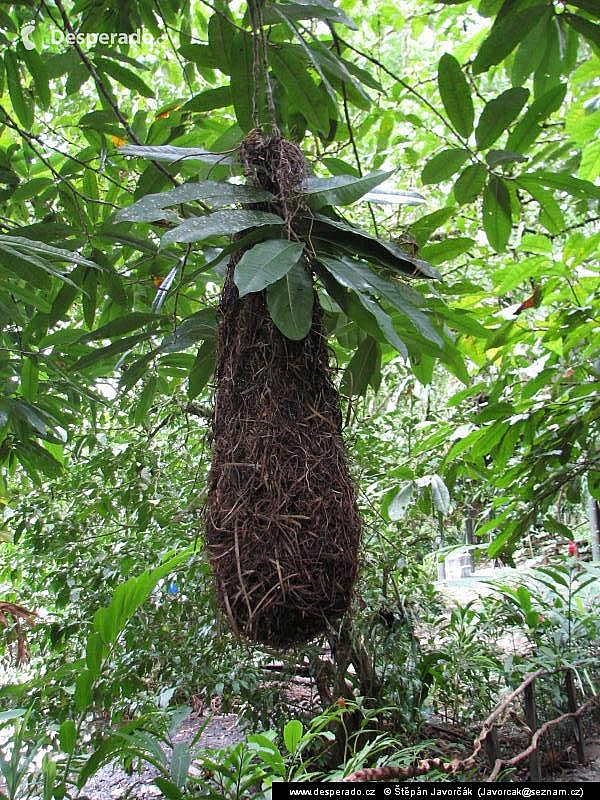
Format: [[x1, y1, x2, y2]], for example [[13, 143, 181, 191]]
[[204, 131, 361, 648]]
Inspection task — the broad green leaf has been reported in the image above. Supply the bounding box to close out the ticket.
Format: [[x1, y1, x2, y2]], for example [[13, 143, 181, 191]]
[[261, 0, 357, 28], [93, 549, 193, 645], [133, 376, 158, 426], [80, 312, 163, 342], [472, 5, 548, 74], [19, 43, 50, 109], [269, 46, 330, 135], [208, 13, 236, 72], [485, 150, 527, 167], [153, 779, 184, 800], [181, 86, 232, 113], [523, 171, 600, 201], [421, 149, 470, 185], [171, 742, 191, 788], [85, 631, 104, 679], [304, 213, 439, 278], [116, 181, 274, 223], [59, 720, 77, 755], [388, 482, 414, 521], [82, 267, 98, 329], [17, 441, 63, 478], [94, 57, 154, 98], [4, 50, 33, 129], [410, 207, 455, 247], [188, 340, 216, 400], [160, 210, 282, 248], [0, 709, 26, 723], [118, 144, 234, 165], [515, 177, 565, 234], [234, 240, 305, 296], [437, 54, 474, 138], [533, 18, 561, 98], [72, 332, 154, 371], [283, 720, 304, 754], [507, 84, 567, 153], [302, 170, 393, 210], [453, 164, 487, 204], [341, 336, 380, 397], [230, 31, 264, 132], [475, 88, 529, 150], [511, 11, 551, 85], [430, 475, 451, 516], [564, 12, 600, 49], [482, 176, 511, 252], [266, 261, 314, 340], [419, 237, 475, 264], [318, 255, 442, 347], [74, 670, 94, 713]]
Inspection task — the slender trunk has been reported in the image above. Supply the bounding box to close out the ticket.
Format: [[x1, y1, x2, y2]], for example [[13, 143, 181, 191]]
[[588, 491, 600, 562]]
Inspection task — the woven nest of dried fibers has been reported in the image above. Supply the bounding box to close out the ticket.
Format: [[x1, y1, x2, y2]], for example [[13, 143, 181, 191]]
[[205, 269, 361, 647], [204, 130, 361, 648]]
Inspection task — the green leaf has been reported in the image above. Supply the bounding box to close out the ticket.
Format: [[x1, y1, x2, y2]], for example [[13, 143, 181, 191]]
[[234, 240, 305, 296], [305, 213, 439, 278], [472, 5, 549, 74], [515, 177, 565, 234], [154, 778, 184, 800], [93, 549, 193, 645], [94, 57, 154, 98], [318, 256, 442, 347], [511, 11, 551, 85], [482, 176, 511, 252], [302, 170, 393, 210], [453, 164, 487, 204], [80, 312, 163, 342], [19, 43, 50, 109], [82, 267, 98, 329], [188, 340, 216, 400], [419, 237, 475, 265], [261, 0, 357, 28], [181, 86, 232, 113], [118, 144, 234, 165], [4, 50, 33, 129], [72, 333, 154, 372], [437, 54, 474, 138], [116, 181, 274, 223], [485, 150, 527, 167], [59, 720, 77, 755], [208, 13, 236, 72], [388, 482, 414, 521], [523, 171, 600, 201], [269, 46, 330, 135], [507, 84, 567, 153], [85, 631, 104, 679], [74, 670, 94, 713], [341, 336, 380, 397], [17, 440, 63, 478], [0, 709, 26, 723], [133, 376, 158, 426], [533, 17, 562, 98], [475, 87, 529, 150], [283, 720, 304, 754], [564, 12, 600, 49], [430, 475, 451, 516], [421, 149, 470, 184], [230, 31, 264, 132], [266, 261, 314, 340], [170, 742, 191, 788], [160, 210, 282, 248]]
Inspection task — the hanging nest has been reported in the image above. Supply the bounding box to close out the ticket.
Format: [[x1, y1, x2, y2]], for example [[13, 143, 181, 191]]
[[204, 130, 362, 648]]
